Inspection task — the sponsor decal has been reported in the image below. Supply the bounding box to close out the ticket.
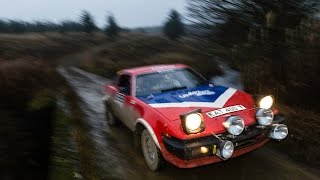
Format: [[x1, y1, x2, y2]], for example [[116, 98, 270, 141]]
[[206, 105, 246, 118], [115, 93, 125, 103], [178, 90, 215, 98], [147, 87, 237, 108], [152, 65, 176, 72]]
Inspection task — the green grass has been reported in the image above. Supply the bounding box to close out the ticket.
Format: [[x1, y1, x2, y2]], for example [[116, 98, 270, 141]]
[[49, 80, 100, 180], [49, 107, 77, 180]]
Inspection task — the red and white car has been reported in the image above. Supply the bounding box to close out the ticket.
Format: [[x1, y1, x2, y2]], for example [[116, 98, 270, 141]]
[[102, 64, 288, 171]]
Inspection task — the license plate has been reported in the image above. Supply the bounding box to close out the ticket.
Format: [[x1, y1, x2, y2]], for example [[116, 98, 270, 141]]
[[206, 105, 246, 118]]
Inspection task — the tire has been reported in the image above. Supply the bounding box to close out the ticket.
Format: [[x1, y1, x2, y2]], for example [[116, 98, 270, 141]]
[[104, 101, 117, 126], [141, 129, 162, 171]]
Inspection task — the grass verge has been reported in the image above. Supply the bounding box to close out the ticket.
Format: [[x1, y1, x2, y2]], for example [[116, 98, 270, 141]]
[[0, 60, 57, 179], [77, 35, 222, 79], [0, 32, 107, 179], [61, 78, 99, 180], [269, 104, 320, 168], [49, 100, 78, 180]]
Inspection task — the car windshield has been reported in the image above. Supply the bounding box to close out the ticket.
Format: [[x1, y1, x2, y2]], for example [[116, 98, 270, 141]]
[[135, 68, 208, 97]]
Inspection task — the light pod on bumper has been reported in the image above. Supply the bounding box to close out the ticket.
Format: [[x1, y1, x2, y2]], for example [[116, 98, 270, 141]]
[[180, 109, 205, 134], [256, 108, 274, 126], [259, 95, 274, 109], [223, 116, 245, 135], [218, 140, 234, 159], [269, 124, 288, 140]]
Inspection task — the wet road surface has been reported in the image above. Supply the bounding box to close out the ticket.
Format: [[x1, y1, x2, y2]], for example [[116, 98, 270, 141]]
[[58, 66, 320, 180]]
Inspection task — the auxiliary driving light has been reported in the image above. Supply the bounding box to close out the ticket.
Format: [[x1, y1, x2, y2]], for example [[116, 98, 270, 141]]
[[259, 95, 274, 109], [256, 108, 274, 126], [223, 116, 245, 135], [219, 141, 234, 159], [269, 124, 288, 140], [200, 146, 209, 154]]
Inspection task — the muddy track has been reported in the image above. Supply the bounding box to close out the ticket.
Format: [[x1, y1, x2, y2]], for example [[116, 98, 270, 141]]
[[58, 66, 320, 180]]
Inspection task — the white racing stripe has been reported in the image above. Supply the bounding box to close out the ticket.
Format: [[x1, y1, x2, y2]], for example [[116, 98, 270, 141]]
[[149, 88, 237, 108], [212, 88, 237, 107]]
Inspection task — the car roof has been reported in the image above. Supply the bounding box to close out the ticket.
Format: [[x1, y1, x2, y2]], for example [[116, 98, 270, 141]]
[[118, 64, 189, 76]]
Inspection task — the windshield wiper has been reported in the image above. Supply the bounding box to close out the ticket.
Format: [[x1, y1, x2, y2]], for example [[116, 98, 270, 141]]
[[161, 86, 187, 92]]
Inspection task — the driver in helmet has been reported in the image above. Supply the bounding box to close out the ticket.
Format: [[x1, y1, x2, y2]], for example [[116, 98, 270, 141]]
[[163, 73, 181, 87]]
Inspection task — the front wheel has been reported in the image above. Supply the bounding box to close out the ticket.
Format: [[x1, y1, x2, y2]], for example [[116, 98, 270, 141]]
[[141, 129, 162, 171]]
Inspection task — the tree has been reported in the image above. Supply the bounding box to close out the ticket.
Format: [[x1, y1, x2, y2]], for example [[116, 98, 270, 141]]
[[163, 10, 185, 40], [80, 10, 96, 34], [105, 15, 120, 38], [60, 20, 83, 33], [0, 19, 90, 33], [187, 0, 320, 108], [187, 0, 320, 47]]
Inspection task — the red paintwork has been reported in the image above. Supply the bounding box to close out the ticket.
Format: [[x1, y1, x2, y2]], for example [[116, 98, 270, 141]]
[[272, 108, 279, 115], [104, 85, 118, 95], [104, 64, 279, 168], [149, 90, 257, 140]]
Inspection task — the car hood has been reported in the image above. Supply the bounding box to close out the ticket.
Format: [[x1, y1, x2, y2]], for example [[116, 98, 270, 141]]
[[138, 84, 255, 122]]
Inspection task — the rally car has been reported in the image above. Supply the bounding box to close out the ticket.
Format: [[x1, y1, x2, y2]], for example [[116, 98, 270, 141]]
[[102, 64, 288, 171]]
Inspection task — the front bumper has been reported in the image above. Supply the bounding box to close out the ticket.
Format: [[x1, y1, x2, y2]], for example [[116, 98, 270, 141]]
[[163, 114, 285, 161]]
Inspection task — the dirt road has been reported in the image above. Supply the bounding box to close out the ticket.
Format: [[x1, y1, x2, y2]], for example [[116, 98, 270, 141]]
[[58, 66, 320, 180]]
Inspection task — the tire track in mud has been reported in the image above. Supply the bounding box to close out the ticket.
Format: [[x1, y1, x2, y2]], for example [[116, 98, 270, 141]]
[[58, 66, 320, 180]]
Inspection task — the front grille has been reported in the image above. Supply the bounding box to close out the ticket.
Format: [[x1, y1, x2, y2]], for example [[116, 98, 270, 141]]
[[234, 133, 266, 149]]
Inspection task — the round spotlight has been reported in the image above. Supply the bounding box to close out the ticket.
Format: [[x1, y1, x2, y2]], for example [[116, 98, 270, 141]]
[[219, 141, 234, 159], [259, 95, 274, 109], [256, 108, 274, 126], [270, 124, 288, 140], [224, 116, 245, 135]]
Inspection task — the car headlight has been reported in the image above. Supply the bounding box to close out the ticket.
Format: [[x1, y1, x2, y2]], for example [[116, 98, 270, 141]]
[[259, 95, 274, 109], [269, 124, 288, 140], [185, 114, 202, 131], [180, 109, 205, 134], [223, 116, 245, 135], [256, 108, 273, 126], [218, 140, 234, 159]]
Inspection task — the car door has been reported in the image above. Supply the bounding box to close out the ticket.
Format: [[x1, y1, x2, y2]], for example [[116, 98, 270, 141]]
[[113, 74, 136, 130]]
